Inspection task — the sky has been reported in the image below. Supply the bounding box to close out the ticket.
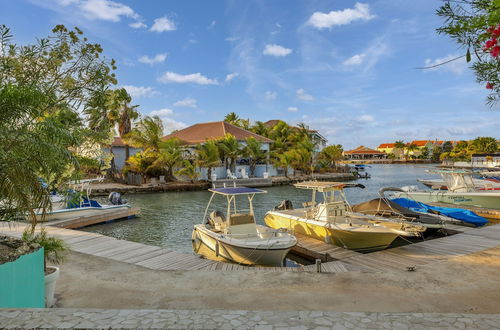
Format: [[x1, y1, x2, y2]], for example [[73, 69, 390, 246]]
[[1, 0, 499, 149]]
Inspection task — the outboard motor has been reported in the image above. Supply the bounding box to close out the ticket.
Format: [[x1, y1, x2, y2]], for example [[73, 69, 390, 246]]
[[275, 199, 293, 211], [108, 192, 126, 205]]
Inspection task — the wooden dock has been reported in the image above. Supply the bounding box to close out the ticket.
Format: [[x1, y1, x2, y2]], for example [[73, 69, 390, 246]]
[[43, 207, 140, 229], [1, 221, 498, 274], [291, 233, 362, 262]]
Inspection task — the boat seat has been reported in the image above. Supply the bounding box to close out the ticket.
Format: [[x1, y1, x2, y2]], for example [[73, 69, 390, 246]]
[[228, 213, 254, 226], [209, 210, 227, 231], [227, 214, 257, 236]]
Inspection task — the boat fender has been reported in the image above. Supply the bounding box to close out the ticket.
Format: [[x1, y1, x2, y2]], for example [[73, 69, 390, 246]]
[[108, 192, 125, 205]]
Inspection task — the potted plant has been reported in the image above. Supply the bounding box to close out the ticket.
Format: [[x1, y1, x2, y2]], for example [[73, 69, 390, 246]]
[[22, 227, 67, 307]]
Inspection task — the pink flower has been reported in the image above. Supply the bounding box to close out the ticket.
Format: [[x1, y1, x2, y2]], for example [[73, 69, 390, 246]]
[[486, 82, 493, 89]]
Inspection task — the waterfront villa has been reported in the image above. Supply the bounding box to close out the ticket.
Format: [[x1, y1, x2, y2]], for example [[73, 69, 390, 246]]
[[344, 146, 387, 160]]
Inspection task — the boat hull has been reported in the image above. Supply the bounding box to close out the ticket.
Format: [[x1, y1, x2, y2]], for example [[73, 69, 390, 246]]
[[398, 191, 500, 210], [35, 205, 131, 222], [192, 226, 292, 266], [264, 212, 398, 252]]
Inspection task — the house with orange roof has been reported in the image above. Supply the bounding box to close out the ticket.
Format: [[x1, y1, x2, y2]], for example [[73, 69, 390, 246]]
[[376, 143, 405, 159], [344, 145, 387, 160]]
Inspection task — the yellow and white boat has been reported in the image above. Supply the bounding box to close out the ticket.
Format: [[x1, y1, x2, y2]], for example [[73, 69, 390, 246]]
[[192, 187, 297, 266], [264, 181, 400, 252]]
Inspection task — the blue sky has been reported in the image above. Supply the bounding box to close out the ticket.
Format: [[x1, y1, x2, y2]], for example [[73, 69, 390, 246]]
[[2, 0, 499, 149]]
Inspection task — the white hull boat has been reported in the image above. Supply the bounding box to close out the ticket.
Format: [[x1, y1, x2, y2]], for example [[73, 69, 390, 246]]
[[192, 187, 297, 266]]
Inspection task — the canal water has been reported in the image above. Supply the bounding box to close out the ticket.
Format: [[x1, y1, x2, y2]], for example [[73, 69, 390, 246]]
[[83, 164, 435, 254]]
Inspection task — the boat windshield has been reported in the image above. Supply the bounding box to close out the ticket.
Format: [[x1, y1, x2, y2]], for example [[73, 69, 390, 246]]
[[202, 187, 267, 225], [427, 169, 475, 192]]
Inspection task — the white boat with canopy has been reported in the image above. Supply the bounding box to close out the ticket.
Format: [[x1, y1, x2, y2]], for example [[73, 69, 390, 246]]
[[396, 169, 500, 209], [34, 177, 131, 221], [192, 187, 297, 266]]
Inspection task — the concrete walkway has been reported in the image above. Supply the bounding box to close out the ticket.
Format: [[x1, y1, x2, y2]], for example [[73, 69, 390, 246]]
[[1, 309, 499, 329]]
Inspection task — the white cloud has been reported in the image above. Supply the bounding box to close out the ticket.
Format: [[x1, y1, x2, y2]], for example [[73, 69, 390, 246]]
[[296, 88, 314, 101], [265, 91, 277, 100], [138, 53, 167, 65], [150, 16, 177, 32], [148, 108, 186, 133], [343, 54, 366, 66], [173, 97, 197, 108], [208, 20, 216, 29], [158, 72, 218, 85], [225, 72, 239, 83], [424, 54, 468, 75], [149, 108, 174, 117], [129, 21, 146, 29], [288, 107, 299, 112], [263, 44, 292, 57], [308, 3, 375, 29], [225, 36, 239, 42], [78, 0, 138, 22], [356, 114, 374, 123], [122, 85, 158, 98]]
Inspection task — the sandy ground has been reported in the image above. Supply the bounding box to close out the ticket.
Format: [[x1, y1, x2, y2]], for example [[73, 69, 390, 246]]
[[54, 247, 500, 313]]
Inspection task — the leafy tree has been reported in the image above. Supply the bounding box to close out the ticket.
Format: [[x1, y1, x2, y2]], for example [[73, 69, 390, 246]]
[[274, 151, 295, 178], [318, 144, 344, 169], [155, 138, 183, 180], [437, 0, 500, 104], [468, 136, 498, 154], [442, 141, 454, 153], [195, 140, 220, 180], [123, 150, 159, 181], [250, 121, 269, 137], [242, 137, 265, 177], [431, 146, 442, 162], [405, 143, 419, 160], [124, 116, 164, 152], [0, 24, 116, 224], [239, 118, 251, 130], [224, 112, 240, 126], [218, 134, 241, 172], [448, 140, 470, 160], [176, 160, 200, 183]]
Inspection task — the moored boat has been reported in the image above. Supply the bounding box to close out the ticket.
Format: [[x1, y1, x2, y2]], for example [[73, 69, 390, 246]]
[[264, 182, 400, 252], [192, 187, 297, 266]]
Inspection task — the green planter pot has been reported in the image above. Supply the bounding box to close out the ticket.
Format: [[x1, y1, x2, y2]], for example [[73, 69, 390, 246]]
[[0, 248, 45, 308]]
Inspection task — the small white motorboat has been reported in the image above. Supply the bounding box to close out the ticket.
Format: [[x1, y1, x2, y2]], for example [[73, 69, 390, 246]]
[[34, 178, 131, 222], [192, 186, 297, 266]]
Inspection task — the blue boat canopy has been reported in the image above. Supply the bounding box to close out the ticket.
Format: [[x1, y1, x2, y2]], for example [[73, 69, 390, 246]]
[[391, 197, 488, 227], [208, 187, 267, 195]]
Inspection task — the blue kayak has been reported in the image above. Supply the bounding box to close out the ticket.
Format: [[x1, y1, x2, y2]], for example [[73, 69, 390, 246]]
[[391, 198, 488, 227]]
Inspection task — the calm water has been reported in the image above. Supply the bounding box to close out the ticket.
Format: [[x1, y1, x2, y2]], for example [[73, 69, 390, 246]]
[[83, 164, 434, 254]]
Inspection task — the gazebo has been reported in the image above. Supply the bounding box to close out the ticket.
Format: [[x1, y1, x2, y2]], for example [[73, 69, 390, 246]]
[[344, 145, 387, 160]]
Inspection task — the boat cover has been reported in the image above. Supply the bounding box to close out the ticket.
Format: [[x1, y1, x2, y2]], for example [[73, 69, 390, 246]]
[[352, 198, 443, 226], [391, 198, 488, 227]]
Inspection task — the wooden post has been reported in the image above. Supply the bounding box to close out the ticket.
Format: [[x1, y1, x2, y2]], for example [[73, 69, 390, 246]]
[[315, 259, 322, 273]]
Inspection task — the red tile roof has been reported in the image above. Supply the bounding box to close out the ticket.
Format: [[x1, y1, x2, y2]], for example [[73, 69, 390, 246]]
[[377, 143, 395, 148], [263, 119, 283, 128], [344, 145, 386, 155], [162, 121, 273, 145], [410, 140, 432, 147]]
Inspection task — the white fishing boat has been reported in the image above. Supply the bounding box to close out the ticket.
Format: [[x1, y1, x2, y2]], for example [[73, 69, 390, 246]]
[[35, 178, 131, 222], [418, 177, 500, 191], [396, 169, 500, 210], [265, 182, 400, 251], [192, 187, 297, 266]]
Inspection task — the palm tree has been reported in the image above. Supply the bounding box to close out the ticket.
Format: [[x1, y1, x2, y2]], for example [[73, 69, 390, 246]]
[[224, 112, 240, 126], [239, 118, 251, 130], [154, 138, 183, 180], [319, 144, 343, 169], [394, 140, 406, 159], [123, 116, 164, 152], [251, 121, 269, 137], [176, 160, 200, 183], [195, 140, 220, 180], [274, 151, 295, 178], [242, 137, 265, 177], [406, 143, 419, 160], [218, 134, 241, 172]]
